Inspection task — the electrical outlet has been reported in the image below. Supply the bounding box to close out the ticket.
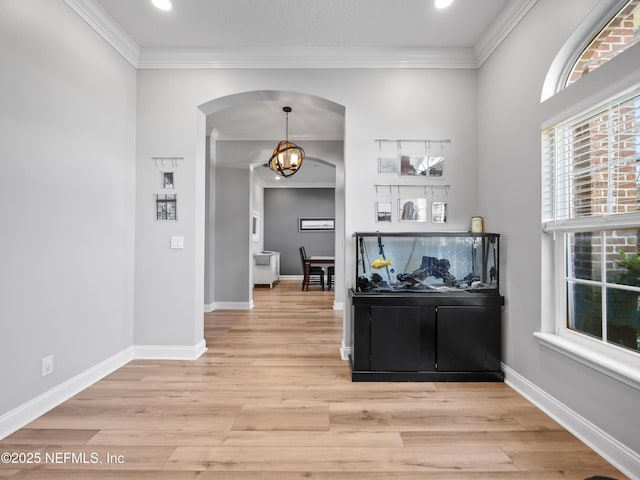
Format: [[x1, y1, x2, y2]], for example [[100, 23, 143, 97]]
[[41, 355, 54, 377]]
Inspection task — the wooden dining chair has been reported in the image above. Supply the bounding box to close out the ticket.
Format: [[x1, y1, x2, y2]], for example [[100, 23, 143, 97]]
[[299, 247, 325, 291], [327, 265, 334, 290]]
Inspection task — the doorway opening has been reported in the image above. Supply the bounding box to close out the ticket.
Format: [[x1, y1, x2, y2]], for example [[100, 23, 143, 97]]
[[200, 90, 345, 314]]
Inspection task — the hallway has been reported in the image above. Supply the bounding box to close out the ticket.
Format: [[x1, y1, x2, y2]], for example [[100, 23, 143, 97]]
[[0, 280, 626, 478]]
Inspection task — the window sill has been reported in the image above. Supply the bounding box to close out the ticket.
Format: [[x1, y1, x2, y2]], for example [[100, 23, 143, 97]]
[[534, 332, 640, 391]]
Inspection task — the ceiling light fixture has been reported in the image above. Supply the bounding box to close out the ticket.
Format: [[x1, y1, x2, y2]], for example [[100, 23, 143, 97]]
[[434, 0, 454, 8], [152, 0, 172, 11], [268, 106, 305, 178]]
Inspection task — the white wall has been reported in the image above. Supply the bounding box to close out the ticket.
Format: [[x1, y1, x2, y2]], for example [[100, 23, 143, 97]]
[[0, 0, 136, 416], [133, 78, 207, 347], [134, 67, 478, 354], [478, 0, 640, 467]]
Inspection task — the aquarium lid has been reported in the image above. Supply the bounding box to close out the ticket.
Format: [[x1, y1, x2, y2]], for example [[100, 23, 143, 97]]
[[352, 231, 499, 238]]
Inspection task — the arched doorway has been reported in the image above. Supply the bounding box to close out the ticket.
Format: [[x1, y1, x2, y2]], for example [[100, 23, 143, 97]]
[[199, 90, 346, 314]]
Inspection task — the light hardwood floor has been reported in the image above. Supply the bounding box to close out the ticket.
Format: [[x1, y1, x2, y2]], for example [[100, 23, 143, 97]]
[[0, 280, 628, 479]]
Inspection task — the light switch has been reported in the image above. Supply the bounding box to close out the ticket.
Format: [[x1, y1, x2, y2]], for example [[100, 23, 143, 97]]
[[170, 236, 184, 249]]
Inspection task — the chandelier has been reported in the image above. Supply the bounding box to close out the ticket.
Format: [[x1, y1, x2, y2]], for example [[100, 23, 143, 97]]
[[269, 106, 305, 178]]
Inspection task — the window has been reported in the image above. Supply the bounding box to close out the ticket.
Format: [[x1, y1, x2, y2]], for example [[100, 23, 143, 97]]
[[566, 0, 640, 87], [543, 86, 640, 358]]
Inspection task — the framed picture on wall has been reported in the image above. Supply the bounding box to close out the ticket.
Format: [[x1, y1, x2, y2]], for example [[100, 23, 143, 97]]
[[162, 171, 175, 188], [156, 193, 177, 220], [299, 217, 335, 231], [398, 198, 427, 222], [399, 155, 445, 178], [251, 211, 260, 241], [377, 157, 398, 173], [375, 202, 392, 222], [431, 201, 447, 224]]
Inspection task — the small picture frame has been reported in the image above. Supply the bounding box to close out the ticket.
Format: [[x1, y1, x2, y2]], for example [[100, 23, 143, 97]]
[[156, 193, 177, 221], [431, 202, 447, 224], [399, 155, 445, 178], [162, 171, 175, 189], [377, 157, 398, 173], [399, 198, 428, 222], [251, 212, 260, 241], [375, 202, 392, 222], [299, 217, 335, 231], [427, 156, 445, 178]]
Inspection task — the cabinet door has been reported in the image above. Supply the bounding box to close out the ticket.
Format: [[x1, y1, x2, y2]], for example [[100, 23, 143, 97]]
[[436, 306, 500, 372], [370, 306, 422, 371], [351, 305, 372, 371]]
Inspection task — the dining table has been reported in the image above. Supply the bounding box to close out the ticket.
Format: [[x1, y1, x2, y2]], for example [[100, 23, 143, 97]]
[[304, 255, 335, 291]]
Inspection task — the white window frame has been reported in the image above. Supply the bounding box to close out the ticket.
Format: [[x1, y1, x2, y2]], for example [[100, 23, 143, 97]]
[[540, 85, 640, 391], [541, 0, 632, 101], [564, 0, 640, 89]]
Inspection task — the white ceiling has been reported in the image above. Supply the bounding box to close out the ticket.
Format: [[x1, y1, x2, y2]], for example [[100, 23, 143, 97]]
[[81, 0, 532, 186], [95, 0, 508, 50]]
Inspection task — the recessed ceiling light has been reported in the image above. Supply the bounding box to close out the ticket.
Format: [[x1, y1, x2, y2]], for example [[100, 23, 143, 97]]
[[435, 0, 454, 8], [274, 176, 281, 181], [152, 0, 172, 11]]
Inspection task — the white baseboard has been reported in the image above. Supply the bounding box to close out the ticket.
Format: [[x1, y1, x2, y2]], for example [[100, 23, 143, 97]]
[[503, 363, 640, 480], [212, 301, 253, 310], [0, 340, 208, 441], [209, 299, 338, 310], [0, 347, 133, 440], [340, 344, 351, 361], [279, 275, 304, 280], [133, 339, 207, 360]]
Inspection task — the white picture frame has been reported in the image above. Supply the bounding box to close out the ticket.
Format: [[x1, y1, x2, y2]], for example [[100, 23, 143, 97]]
[[377, 157, 398, 173], [398, 198, 428, 222], [375, 202, 392, 222], [399, 155, 445, 178], [431, 201, 447, 224]]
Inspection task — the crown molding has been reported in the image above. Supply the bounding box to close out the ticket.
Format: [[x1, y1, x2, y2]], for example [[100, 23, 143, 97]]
[[63, 0, 140, 67], [65, 0, 538, 70], [474, 0, 539, 67], [137, 47, 478, 70]]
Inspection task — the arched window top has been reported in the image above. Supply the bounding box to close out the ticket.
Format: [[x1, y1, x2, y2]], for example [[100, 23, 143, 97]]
[[566, 0, 640, 87]]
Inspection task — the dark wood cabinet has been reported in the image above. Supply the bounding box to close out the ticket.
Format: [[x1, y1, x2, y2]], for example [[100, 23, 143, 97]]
[[349, 290, 504, 381], [370, 306, 427, 371]]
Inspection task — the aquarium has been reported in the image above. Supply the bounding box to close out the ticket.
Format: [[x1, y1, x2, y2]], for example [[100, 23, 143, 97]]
[[354, 232, 500, 294]]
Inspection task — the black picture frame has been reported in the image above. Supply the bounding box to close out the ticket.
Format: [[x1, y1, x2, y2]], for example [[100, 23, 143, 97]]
[[298, 217, 335, 231], [156, 193, 177, 221]]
